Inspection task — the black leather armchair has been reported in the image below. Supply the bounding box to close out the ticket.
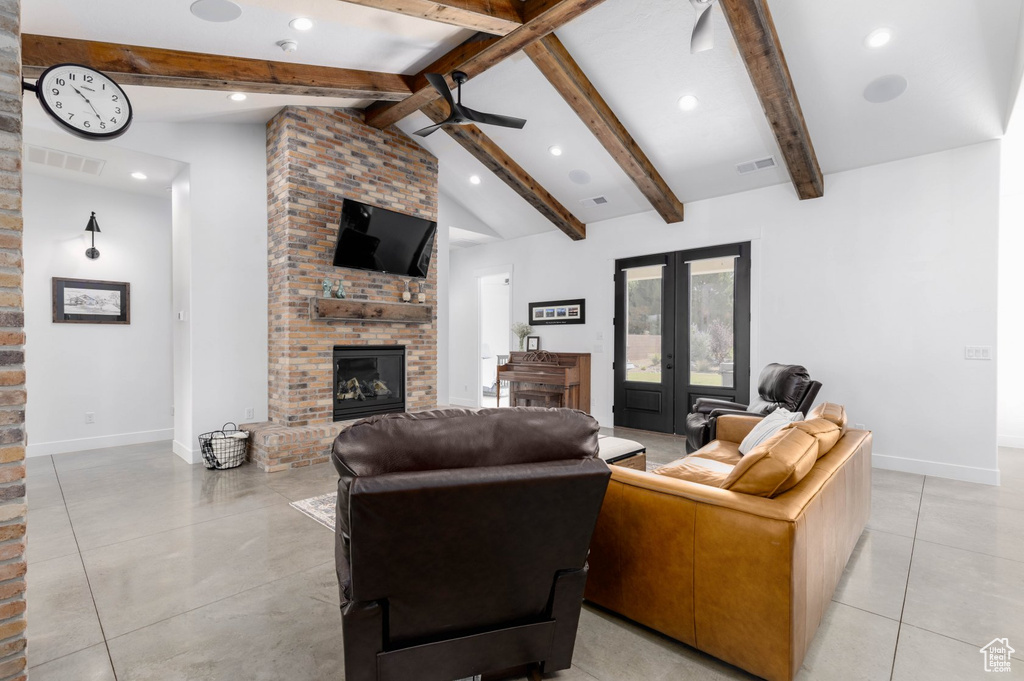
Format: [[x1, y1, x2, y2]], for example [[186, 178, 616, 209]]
[[683, 363, 822, 453], [332, 407, 611, 681]]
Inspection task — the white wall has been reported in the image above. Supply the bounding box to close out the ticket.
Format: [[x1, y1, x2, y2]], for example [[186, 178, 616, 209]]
[[450, 142, 1001, 484], [24, 174, 173, 455], [108, 122, 270, 463], [999, 106, 1024, 448]]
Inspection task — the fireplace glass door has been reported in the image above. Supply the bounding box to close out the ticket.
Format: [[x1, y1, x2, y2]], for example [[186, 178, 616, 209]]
[[333, 345, 406, 421]]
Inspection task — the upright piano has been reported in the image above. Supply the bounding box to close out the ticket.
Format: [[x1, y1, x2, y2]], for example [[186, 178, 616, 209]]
[[496, 351, 591, 413]]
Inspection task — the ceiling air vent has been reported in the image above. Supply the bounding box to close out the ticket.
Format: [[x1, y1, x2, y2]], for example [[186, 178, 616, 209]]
[[736, 155, 777, 175], [579, 195, 609, 207], [27, 145, 106, 177]]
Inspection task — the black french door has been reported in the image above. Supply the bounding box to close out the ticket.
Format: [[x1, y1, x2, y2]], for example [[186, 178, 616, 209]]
[[613, 243, 751, 434]]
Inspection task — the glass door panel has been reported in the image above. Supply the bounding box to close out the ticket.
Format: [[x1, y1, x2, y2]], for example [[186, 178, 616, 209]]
[[625, 265, 665, 384], [687, 256, 738, 389]]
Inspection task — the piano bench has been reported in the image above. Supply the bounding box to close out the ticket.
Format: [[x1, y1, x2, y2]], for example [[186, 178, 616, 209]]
[[513, 390, 565, 408]]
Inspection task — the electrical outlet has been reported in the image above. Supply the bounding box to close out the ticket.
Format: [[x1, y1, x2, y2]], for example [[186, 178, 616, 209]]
[[85, 412, 95, 424], [244, 407, 255, 421]]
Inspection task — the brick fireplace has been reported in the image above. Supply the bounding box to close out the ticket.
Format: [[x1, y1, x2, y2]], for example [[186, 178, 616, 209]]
[[246, 107, 438, 471]]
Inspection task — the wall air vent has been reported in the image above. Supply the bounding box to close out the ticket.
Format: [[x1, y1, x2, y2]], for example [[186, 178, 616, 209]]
[[579, 195, 609, 207], [736, 155, 777, 175], [26, 145, 106, 177]]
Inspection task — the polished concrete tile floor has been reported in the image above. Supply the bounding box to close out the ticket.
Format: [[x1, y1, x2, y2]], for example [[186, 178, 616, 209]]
[[24, 439, 1024, 680]]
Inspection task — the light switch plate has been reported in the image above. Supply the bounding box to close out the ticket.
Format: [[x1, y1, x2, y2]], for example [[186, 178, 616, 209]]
[[965, 346, 993, 360]]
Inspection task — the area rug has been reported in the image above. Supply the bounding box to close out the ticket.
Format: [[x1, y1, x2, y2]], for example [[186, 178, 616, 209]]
[[290, 493, 337, 531]]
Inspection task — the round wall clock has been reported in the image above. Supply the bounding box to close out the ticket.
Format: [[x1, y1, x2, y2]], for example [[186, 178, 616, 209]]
[[31, 64, 133, 140]]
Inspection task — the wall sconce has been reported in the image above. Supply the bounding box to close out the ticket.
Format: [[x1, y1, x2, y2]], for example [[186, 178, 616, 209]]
[[84, 211, 100, 260]]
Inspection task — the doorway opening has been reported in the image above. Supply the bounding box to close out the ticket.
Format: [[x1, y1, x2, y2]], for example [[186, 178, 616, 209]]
[[479, 271, 511, 408]]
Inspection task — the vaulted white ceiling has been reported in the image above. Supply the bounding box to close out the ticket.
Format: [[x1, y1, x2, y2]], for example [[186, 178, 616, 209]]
[[21, 0, 1024, 240]]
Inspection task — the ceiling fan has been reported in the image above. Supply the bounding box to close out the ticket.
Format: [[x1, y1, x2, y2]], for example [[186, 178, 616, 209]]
[[414, 71, 527, 137], [689, 0, 718, 54]]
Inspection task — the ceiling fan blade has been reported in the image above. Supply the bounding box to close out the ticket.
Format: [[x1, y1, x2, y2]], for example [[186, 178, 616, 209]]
[[689, 0, 716, 54], [459, 106, 527, 130], [425, 72, 457, 113], [413, 122, 448, 137]]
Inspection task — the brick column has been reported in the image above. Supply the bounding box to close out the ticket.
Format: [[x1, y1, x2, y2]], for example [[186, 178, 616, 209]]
[[0, 1, 26, 678]]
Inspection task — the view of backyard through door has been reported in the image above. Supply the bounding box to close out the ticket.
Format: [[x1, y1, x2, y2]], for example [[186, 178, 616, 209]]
[[480, 272, 510, 408]]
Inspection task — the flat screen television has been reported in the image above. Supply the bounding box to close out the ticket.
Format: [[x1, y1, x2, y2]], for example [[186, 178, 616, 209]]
[[332, 199, 437, 278]]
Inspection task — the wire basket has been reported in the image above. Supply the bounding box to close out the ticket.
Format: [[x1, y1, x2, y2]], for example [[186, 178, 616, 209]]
[[198, 422, 249, 470]]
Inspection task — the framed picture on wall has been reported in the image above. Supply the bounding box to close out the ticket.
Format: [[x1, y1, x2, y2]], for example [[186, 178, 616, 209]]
[[52, 278, 130, 324], [526, 336, 540, 351], [529, 299, 585, 326]]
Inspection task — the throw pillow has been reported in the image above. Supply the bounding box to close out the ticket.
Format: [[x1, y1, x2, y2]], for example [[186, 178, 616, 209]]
[[738, 408, 804, 455], [722, 427, 818, 497]]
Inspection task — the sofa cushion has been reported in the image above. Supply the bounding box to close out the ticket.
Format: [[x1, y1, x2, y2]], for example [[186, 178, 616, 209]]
[[722, 428, 818, 497], [738, 408, 803, 455], [783, 418, 842, 459], [654, 456, 735, 487], [808, 402, 848, 430], [690, 439, 743, 466]]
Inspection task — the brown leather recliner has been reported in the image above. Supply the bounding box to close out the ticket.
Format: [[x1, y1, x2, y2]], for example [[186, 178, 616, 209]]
[[331, 408, 611, 681]]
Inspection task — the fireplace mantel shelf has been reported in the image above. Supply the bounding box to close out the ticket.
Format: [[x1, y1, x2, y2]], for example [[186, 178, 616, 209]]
[[312, 298, 433, 323]]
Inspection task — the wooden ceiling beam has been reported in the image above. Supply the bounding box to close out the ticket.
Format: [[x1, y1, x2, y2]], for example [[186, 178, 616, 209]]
[[22, 34, 413, 101], [364, 0, 611, 129], [718, 0, 823, 199], [422, 100, 586, 240], [339, 0, 523, 35], [525, 34, 685, 223]]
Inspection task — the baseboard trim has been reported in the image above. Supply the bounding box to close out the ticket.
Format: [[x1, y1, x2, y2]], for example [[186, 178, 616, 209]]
[[872, 453, 1000, 486], [27, 428, 174, 458], [449, 398, 476, 408], [172, 439, 201, 465], [998, 435, 1024, 449]]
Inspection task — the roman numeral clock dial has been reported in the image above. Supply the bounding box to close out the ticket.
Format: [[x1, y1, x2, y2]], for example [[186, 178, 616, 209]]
[[28, 64, 133, 140]]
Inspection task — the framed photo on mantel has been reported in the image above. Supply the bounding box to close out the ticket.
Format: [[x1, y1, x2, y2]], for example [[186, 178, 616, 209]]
[[52, 278, 130, 324], [529, 298, 585, 326]]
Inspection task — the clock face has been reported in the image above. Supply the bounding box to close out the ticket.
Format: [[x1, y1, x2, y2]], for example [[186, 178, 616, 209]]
[[36, 64, 133, 140]]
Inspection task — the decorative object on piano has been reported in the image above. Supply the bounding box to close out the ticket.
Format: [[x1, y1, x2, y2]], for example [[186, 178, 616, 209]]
[[523, 350, 558, 363], [529, 299, 585, 326], [511, 322, 533, 350], [527, 335, 540, 351], [335, 280, 347, 299]]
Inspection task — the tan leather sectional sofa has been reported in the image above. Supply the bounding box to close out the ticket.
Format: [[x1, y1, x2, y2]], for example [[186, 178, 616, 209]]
[[585, 404, 872, 681]]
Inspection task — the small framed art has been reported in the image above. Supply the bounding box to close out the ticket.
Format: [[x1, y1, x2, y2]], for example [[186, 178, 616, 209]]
[[529, 299, 585, 326], [52, 278, 131, 324], [526, 335, 540, 351]]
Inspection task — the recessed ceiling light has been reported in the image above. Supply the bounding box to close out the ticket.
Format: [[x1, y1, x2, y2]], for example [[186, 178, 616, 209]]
[[189, 0, 242, 23], [678, 94, 700, 111], [131, 172, 148, 180], [469, 175, 482, 185], [290, 17, 314, 31], [863, 74, 908, 104], [228, 92, 247, 102], [865, 28, 892, 49], [549, 145, 563, 157]]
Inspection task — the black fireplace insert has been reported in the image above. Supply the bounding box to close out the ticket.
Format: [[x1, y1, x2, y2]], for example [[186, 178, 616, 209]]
[[333, 345, 406, 421]]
